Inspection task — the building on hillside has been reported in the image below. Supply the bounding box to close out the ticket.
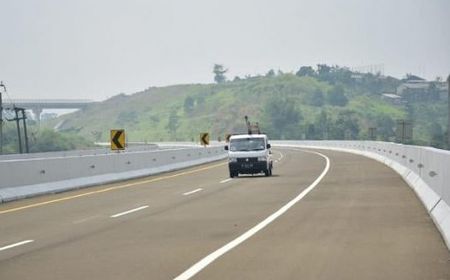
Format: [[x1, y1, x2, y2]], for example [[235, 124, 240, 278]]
[[381, 93, 403, 105], [396, 75, 446, 102]]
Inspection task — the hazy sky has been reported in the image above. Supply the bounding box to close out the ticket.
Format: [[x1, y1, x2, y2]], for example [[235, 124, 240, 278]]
[[0, 0, 449, 101]]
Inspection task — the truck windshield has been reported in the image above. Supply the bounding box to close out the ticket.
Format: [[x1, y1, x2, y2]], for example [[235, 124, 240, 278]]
[[229, 138, 265, 151]]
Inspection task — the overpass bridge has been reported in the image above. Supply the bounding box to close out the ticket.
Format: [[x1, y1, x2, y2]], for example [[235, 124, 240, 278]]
[[2, 99, 95, 119], [0, 141, 449, 279]]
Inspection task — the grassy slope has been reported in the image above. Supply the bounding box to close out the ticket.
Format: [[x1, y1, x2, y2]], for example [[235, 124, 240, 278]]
[[49, 73, 443, 145]]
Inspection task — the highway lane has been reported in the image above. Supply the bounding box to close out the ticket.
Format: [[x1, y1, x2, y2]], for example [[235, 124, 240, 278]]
[[0, 148, 449, 279], [0, 148, 321, 279]]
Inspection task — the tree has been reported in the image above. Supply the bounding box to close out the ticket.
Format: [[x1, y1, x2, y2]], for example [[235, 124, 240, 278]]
[[266, 69, 275, 77], [375, 115, 395, 141], [183, 96, 195, 113], [429, 123, 445, 148], [296, 66, 316, 77], [305, 123, 317, 139], [116, 111, 138, 125], [326, 85, 348, 106], [329, 111, 359, 139], [264, 97, 302, 139], [315, 110, 329, 139], [166, 110, 180, 139], [308, 89, 324, 107], [317, 64, 331, 77], [213, 64, 228, 83], [28, 129, 92, 153]]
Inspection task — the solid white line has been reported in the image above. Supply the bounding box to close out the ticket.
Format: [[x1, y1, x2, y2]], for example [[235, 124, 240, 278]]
[[173, 150, 330, 280], [183, 188, 203, 196], [220, 178, 233, 184], [0, 240, 34, 252], [110, 205, 149, 218]]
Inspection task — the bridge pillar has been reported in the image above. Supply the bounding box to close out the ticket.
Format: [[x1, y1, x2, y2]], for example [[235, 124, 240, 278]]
[[32, 107, 43, 122]]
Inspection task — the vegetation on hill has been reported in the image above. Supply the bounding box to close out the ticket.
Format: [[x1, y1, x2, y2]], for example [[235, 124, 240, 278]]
[[0, 122, 94, 154], [41, 64, 447, 150], [0, 64, 441, 154]]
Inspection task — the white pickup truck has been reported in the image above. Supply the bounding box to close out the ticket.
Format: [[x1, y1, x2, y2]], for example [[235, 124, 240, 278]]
[[224, 134, 273, 178]]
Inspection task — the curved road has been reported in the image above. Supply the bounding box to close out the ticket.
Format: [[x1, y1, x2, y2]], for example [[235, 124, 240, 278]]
[[0, 148, 449, 279]]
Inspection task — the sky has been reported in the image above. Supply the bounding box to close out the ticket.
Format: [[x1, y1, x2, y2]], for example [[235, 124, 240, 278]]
[[0, 0, 449, 101]]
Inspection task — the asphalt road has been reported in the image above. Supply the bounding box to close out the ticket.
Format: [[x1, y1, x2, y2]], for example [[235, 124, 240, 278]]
[[0, 148, 449, 280]]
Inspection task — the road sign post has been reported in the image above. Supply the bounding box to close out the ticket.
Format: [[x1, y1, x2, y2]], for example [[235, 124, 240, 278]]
[[368, 127, 377, 140], [111, 129, 126, 151], [396, 120, 413, 144]]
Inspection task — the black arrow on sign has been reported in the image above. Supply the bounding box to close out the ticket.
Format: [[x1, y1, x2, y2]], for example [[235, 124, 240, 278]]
[[112, 130, 124, 149], [201, 133, 209, 145]]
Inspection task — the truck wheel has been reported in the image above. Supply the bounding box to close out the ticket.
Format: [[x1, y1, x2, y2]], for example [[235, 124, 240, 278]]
[[230, 171, 237, 178], [264, 169, 270, 177]]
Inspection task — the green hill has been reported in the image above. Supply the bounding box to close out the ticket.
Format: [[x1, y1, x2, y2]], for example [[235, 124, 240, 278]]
[[46, 66, 447, 149]]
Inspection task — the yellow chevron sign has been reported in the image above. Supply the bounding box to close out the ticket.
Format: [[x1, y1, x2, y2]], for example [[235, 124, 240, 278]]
[[200, 133, 209, 146], [111, 129, 125, 150]]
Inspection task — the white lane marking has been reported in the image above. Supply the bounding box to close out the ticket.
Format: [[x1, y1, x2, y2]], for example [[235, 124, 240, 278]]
[[72, 215, 101, 224], [110, 205, 149, 218], [220, 178, 233, 184], [0, 240, 34, 252], [183, 188, 203, 196], [174, 150, 330, 280], [273, 150, 284, 164], [276, 151, 284, 161]]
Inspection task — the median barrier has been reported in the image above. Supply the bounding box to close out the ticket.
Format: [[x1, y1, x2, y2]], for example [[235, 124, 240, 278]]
[[0, 145, 226, 203], [273, 140, 450, 251]]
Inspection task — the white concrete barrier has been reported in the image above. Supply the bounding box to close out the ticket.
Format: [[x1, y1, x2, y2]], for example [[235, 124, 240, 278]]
[[273, 140, 450, 251], [0, 145, 226, 203]]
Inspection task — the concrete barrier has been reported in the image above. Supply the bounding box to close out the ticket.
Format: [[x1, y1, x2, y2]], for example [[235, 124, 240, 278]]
[[0, 145, 226, 203], [273, 140, 450, 251]]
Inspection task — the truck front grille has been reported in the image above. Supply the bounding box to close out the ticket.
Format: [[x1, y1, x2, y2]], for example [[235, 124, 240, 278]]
[[237, 157, 258, 163]]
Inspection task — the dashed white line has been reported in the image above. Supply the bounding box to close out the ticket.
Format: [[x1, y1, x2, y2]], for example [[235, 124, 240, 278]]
[[0, 240, 34, 252], [183, 188, 203, 196], [110, 205, 149, 218], [173, 150, 330, 280], [220, 178, 233, 184], [72, 215, 101, 224]]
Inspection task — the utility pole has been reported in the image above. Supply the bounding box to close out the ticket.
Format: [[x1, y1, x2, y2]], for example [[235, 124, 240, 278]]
[[396, 119, 413, 144], [7, 107, 29, 154], [14, 108, 22, 154], [22, 108, 29, 153], [368, 127, 377, 140]]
